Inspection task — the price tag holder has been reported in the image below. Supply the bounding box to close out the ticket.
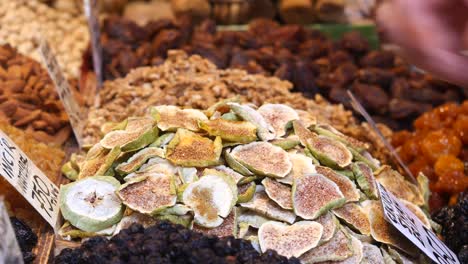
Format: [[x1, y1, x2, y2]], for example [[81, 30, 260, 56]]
[[0, 199, 24, 264], [38, 39, 84, 148], [84, 0, 103, 88], [378, 184, 460, 264], [0, 130, 60, 230]]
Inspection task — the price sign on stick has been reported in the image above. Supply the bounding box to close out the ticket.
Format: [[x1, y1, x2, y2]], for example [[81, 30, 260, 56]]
[[84, 0, 103, 88], [0, 199, 24, 264], [0, 130, 60, 230], [38, 38, 84, 148], [378, 184, 460, 264]]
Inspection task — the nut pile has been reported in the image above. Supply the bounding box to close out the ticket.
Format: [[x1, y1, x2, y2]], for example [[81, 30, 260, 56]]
[[0, 44, 77, 145], [83, 50, 392, 164], [84, 17, 466, 130], [60, 101, 431, 263], [0, 0, 89, 78]]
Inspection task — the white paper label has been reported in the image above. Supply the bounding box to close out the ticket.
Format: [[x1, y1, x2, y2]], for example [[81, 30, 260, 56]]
[[0, 200, 24, 264], [38, 39, 84, 147], [378, 183, 460, 264], [0, 131, 60, 230], [84, 0, 103, 87]]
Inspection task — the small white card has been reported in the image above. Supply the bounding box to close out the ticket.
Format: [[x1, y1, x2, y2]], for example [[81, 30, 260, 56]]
[[0, 131, 60, 230], [378, 183, 460, 264]]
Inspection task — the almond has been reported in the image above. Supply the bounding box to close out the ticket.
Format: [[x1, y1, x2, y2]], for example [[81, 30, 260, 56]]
[[7, 65, 22, 79], [4, 79, 25, 93], [0, 99, 18, 116], [14, 109, 42, 127]]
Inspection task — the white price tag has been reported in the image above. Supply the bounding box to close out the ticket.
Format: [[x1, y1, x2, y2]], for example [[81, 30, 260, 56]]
[[0, 131, 60, 230], [378, 183, 460, 264], [0, 200, 24, 264], [38, 39, 84, 148], [84, 0, 103, 88]]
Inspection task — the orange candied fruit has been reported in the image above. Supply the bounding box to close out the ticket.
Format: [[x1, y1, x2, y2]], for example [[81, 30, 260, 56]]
[[431, 170, 468, 194], [420, 130, 462, 162], [452, 114, 468, 144], [391, 130, 412, 147], [434, 154, 464, 177], [408, 157, 436, 180]]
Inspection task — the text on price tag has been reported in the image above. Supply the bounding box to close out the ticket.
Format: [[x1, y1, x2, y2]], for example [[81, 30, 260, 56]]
[[38, 38, 84, 147], [0, 130, 60, 229], [378, 183, 460, 264]]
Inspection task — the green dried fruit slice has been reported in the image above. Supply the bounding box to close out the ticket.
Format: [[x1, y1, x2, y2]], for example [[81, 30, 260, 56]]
[[116, 147, 165, 175], [58, 221, 116, 239], [228, 102, 275, 141], [238, 209, 271, 229], [270, 138, 301, 150], [62, 161, 78, 181], [117, 174, 177, 215], [201, 168, 238, 197], [113, 213, 157, 235], [417, 173, 430, 210], [329, 236, 363, 264], [278, 152, 317, 185], [293, 174, 345, 220], [205, 96, 240, 117], [316, 166, 360, 202], [332, 203, 371, 236], [101, 119, 128, 135], [221, 112, 239, 121], [262, 178, 293, 210], [381, 247, 397, 264], [352, 162, 378, 199], [316, 212, 339, 244], [375, 166, 424, 206], [213, 165, 245, 184], [386, 246, 421, 264], [192, 208, 238, 237], [292, 120, 316, 147], [312, 124, 368, 152], [152, 105, 208, 131], [257, 104, 299, 138], [149, 132, 175, 148], [237, 182, 256, 203], [306, 135, 353, 169], [100, 117, 156, 151], [199, 119, 257, 143], [182, 174, 237, 228], [400, 200, 431, 228], [157, 204, 192, 216], [300, 227, 353, 263], [166, 129, 222, 167], [155, 214, 193, 228], [230, 142, 292, 178], [259, 221, 324, 258], [224, 149, 254, 176], [78, 146, 121, 179], [361, 243, 385, 264], [60, 176, 124, 233], [177, 167, 198, 184], [240, 191, 296, 224]]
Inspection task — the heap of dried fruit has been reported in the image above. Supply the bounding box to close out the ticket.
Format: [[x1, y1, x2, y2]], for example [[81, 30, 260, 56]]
[[54, 222, 299, 263], [392, 102, 468, 210], [61, 101, 432, 263], [83, 16, 465, 130], [0, 44, 80, 145], [11, 217, 38, 263]]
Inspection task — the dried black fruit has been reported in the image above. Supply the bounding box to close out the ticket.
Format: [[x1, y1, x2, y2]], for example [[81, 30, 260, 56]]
[[10, 217, 37, 263]]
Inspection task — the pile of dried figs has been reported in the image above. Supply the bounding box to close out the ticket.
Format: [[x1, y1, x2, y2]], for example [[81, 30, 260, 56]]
[[59, 99, 433, 263]]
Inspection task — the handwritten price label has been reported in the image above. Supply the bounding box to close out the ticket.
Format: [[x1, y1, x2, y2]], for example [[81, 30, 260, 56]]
[[378, 183, 459, 264], [38, 38, 84, 147], [0, 131, 60, 230], [84, 0, 103, 88], [0, 200, 24, 264]]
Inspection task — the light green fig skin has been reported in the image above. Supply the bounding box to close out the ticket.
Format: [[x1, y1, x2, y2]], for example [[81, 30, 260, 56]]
[[95, 146, 122, 176], [198, 119, 257, 143], [349, 148, 378, 171], [115, 147, 165, 175], [205, 96, 240, 117], [59, 221, 98, 239], [149, 132, 175, 148], [157, 204, 193, 216], [351, 162, 379, 199], [60, 176, 124, 233], [61, 161, 78, 181], [155, 214, 193, 228], [292, 120, 315, 147], [312, 125, 368, 152], [303, 148, 321, 165], [270, 138, 301, 150], [316, 166, 360, 203], [237, 182, 256, 203], [221, 112, 239, 121], [306, 136, 353, 169], [101, 119, 128, 135], [227, 102, 275, 141], [224, 149, 254, 176], [417, 172, 430, 210], [121, 126, 159, 152], [237, 175, 259, 185]]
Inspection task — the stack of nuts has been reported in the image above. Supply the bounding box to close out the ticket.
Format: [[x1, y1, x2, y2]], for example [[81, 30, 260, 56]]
[[0, 44, 75, 146], [0, 0, 89, 78]]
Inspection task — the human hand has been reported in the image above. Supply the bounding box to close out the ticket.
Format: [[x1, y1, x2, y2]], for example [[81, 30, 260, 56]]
[[377, 0, 468, 87]]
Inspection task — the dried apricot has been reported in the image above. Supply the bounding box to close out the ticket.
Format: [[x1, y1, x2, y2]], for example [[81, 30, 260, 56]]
[[391, 130, 412, 147], [400, 138, 421, 163], [432, 171, 468, 194], [414, 111, 442, 131], [420, 130, 462, 162], [434, 155, 464, 177], [453, 114, 468, 144], [408, 157, 436, 180]]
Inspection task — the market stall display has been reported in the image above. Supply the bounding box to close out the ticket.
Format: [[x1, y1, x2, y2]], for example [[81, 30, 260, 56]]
[[391, 102, 468, 211], [83, 17, 466, 130], [0, 0, 89, 78]]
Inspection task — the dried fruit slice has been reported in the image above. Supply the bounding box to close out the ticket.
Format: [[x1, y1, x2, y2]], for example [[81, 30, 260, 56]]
[[113, 213, 157, 235], [316, 212, 339, 243], [306, 135, 353, 168], [375, 166, 424, 206], [278, 152, 316, 185], [237, 182, 256, 203], [199, 119, 257, 143], [400, 200, 431, 228], [116, 147, 165, 175], [182, 174, 237, 227], [292, 120, 316, 146], [240, 191, 296, 224], [270, 138, 301, 150], [386, 246, 420, 264], [58, 221, 116, 239], [332, 203, 370, 236], [60, 176, 124, 232], [238, 209, 271, 229], [259, 221, 323, 258], [155, 214, 193, 228], [327, 236, 363, 264], [100, 119, 128, 135], [230, 142, 292, 178], [300, 227, 353, 263], [117, 174, 177, 215], [228, 103, 275, 141], [100, 117, 157, 151], [166, 129, 222, 167], [262, 178, 293, 210], [316, 166, 360, 202], [177, 167, 198, 184], [363, 201, 418, 255], [62, 161, 78, 181], [296, 110, 317, 128], [312, 124, 368, 152], [149, 132, 175, 148], [361, 243, 385, 264], [192, 208, 237, 237], [158, 204, 193, 216], [416, 173, 430, 209], [213, 165, 246, 184], [351, 162, 378, 199], [205, 96, 240, 117], [293, 174, 345, 220], [257, 104, 299, 138], [221, 112, 239, 121], [78, 146, 121, 179], [152, 105, 208, 131], [224, 149, 254, 176]]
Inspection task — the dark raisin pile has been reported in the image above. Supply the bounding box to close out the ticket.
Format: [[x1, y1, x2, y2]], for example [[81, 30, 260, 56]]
[[54, 221, 300, 264], [10, 217, 38, 263], [432, 192, 468, 263]]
